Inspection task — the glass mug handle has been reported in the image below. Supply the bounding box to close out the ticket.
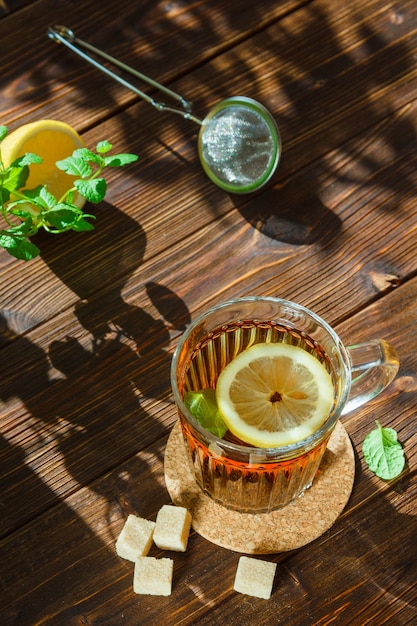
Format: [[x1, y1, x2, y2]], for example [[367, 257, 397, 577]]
[[342, 339, 399, 415]]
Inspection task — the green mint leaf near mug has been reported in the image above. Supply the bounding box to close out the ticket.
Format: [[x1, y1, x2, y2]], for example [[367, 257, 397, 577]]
[[362, 421, 405, 480], [184, 389, 228, 438]]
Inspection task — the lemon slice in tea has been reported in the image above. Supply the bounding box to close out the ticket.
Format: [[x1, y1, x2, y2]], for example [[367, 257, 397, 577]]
[[216, 342, 334, 448]]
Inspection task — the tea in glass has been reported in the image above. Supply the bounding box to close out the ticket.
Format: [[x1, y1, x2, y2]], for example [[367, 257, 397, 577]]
[[171, 297, 399, 513]]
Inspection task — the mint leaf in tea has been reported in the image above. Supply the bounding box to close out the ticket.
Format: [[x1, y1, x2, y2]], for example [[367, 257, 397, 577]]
[[184, 389, 228, 438]]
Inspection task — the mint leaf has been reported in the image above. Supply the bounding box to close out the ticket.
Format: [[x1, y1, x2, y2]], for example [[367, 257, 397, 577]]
[[8, 202, 37, 219], [5, 216, 35, 236], [362, 421, 405, 480], [96, 140, 112, 154], [28, 186, 57, 210], [39, 186, 58, 209], [14, 153, 43, 167], [43, 205, 80, 229], [184, 389, 228, 438], [103, 153, 138, 167], [71, 217, 95, 232], [56, 155, 92, 178], [0, 187, 10, 203], [20, 185, 52, 210], [2, 165, 29, 192], [0, 126, 7, 142], [72, 148, 102, 165], [74, 177, 106, 203], [0, 231, 40, 260]]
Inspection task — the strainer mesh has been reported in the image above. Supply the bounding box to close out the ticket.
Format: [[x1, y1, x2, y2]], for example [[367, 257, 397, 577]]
[[200, 106, 276, 187]]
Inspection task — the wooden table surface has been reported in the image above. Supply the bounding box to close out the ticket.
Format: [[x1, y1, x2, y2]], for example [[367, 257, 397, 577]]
[[1, 0, 416, 624]]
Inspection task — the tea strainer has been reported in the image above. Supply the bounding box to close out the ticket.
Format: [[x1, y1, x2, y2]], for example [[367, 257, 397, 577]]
[[48, 25, 281, 193]]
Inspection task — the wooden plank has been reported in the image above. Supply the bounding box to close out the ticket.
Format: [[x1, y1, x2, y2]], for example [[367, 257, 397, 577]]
[[1, 222, 416, 528], [1, 1, 416, 621], [1, 0, 415, 132], [0, 0, 415, 325], [0, 101, 416, 530], [1, 277, 416, 622], [0, 0, 31, 17], [0, 0, 306, 127], [1, 98, 415, 332]]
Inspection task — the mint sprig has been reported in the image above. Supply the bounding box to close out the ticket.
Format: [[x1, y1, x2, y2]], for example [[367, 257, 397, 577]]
[[362, 421, 405, 480], [0, 125, 138, 260]]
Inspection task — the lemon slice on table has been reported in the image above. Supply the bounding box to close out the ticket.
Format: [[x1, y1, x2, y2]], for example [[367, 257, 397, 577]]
[[1, 119, 86, 208], [216, 342, 334, 448]]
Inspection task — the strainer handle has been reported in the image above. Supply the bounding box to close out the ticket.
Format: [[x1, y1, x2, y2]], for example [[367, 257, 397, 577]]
[[47, 25, 203, 124]]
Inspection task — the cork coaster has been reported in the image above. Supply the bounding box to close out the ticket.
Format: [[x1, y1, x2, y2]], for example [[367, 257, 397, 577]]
[[164, 421, 355, 554]]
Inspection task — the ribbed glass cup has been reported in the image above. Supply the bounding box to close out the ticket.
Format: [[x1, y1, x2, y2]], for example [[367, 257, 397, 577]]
[[171, 297, 399, 513]]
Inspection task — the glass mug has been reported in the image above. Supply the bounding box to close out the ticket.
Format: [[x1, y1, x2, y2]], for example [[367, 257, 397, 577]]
[[171, 297, 399, 513]]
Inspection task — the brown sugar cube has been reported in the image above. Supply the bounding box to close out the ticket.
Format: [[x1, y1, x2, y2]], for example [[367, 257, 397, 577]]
[[153, 504, 192, 552], [233, 556, 277, 599], [133, 557, 174, 596], [115, 514, 155, 562]]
